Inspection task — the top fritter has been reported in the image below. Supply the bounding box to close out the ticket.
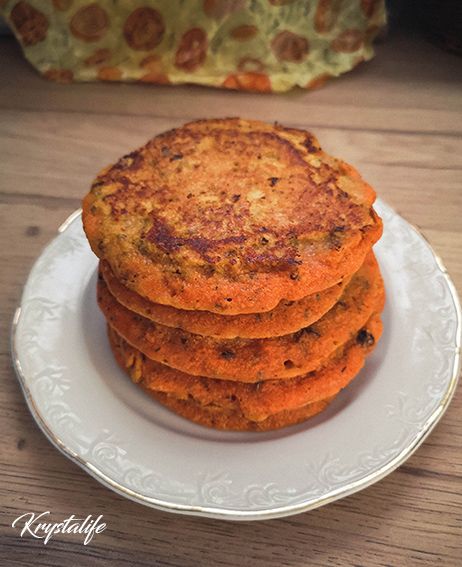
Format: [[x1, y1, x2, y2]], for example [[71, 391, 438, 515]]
[[82, 118, 382, 314]]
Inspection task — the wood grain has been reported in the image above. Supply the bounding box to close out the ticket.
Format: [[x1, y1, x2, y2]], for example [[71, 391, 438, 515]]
[[0, 29, 461, 567]]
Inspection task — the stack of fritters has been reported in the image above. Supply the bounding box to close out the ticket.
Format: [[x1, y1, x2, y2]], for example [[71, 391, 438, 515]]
[[83, 118, 384, 431]]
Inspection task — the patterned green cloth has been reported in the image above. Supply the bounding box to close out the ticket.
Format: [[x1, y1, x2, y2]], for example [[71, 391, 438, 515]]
[[1, 0, 386, 92]]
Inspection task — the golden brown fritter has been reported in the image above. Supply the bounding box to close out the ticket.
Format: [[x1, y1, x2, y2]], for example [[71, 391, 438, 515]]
[[148, 392, 334, 432], [108, 312, 382, 423], [83, 118, 382, 314], [98, 252, 384, 381], [100, 259, 350, 339]]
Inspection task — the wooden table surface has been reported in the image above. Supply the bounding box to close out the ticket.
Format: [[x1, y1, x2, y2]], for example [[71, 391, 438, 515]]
[[1, 29, 461, 566]]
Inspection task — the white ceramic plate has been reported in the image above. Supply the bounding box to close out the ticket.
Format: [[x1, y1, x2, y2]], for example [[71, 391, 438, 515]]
[[12, 199, 461, 521]]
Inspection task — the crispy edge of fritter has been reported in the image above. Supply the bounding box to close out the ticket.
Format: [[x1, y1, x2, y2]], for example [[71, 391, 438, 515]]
[[97, 252, 385, 381], [100, 258, 351, 339], [108, 312, 382, 422], [147, 391, 334, 432]]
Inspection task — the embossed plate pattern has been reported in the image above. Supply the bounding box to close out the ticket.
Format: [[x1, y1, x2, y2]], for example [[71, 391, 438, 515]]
[[11, 200, 461, 520]]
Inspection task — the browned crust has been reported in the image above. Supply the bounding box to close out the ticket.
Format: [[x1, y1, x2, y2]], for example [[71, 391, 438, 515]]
[[100, 258, 351, 339], [108, 312, 382, 423], [97, 252, 385, 381], [83, 118, 382, 314]]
